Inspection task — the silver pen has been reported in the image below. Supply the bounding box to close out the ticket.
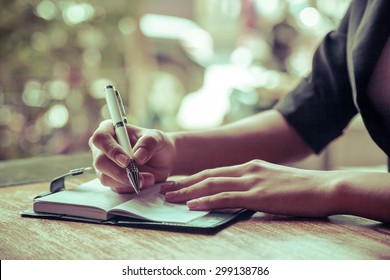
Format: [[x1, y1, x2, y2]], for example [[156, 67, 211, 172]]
[[105, 85, 140, 194]]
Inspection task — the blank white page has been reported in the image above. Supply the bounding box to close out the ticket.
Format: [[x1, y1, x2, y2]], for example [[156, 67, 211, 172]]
[[110, 183, 209, 223]]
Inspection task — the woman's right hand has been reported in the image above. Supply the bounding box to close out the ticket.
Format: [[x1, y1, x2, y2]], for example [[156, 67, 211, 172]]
[[89, 120, 176, 193]]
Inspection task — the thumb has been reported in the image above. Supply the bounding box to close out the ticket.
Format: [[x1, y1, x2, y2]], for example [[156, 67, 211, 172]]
[[133, 131, 165, 165]]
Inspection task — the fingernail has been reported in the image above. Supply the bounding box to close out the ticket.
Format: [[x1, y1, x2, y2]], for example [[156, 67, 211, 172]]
[[134, 148, 148, 164], [187, 199, 203, 210], [160, 181, 175, 193], [115, 154, 129, 168], [141, 174, 155, 188], [165, 191, 177, 202]]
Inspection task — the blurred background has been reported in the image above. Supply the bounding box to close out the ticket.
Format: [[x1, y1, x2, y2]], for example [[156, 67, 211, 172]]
[[0, 0, 386, 170]]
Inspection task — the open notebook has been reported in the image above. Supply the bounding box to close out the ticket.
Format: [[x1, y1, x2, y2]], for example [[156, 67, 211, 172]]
[[33, 179, 208, 223], [23, 178, 252, 231]]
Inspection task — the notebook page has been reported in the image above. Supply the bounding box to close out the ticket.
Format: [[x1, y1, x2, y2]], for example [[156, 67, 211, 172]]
[[110, 185, 209, 223]]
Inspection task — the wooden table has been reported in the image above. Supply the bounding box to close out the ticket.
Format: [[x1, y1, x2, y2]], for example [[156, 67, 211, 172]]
[[1, 180, 390, 260]]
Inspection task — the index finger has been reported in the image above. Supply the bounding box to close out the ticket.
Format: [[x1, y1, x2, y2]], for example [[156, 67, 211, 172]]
[[176, 165, 244, 189], [187, 191, 249, 211]]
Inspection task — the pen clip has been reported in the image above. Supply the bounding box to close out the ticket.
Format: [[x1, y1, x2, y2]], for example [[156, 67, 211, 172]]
[[115, 90, 128, 124]]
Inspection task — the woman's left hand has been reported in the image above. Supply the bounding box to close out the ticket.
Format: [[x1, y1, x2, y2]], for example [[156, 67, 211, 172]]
[[160, 159, 338, 218]]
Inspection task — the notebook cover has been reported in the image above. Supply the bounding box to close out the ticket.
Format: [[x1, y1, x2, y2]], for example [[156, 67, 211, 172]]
[[21, 208, 254, 233]]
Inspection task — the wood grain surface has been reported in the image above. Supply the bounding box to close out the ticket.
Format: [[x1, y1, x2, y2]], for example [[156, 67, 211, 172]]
[[1, 181, 390, 260]]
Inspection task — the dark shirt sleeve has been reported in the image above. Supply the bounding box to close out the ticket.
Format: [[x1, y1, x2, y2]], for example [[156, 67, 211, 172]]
[[274, 6, 358, 154]]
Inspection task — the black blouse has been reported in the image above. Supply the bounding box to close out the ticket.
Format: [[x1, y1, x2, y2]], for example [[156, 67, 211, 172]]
[[275, 0, 390, 157]]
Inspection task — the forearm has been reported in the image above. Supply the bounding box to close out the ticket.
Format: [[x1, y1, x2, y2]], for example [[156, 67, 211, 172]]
[[170, 109, 313, 175], [330, 171, 390, 223]]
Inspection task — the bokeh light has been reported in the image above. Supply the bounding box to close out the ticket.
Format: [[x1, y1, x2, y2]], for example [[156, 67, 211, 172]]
[[0, 0, 351, 160], [44, 104, 69, 128], [62, 3, 95, 25], [35, 0, 57, 21], [299, 7, 321, 28], [118, 17, 136, 35], [22, 80, 48, 108]]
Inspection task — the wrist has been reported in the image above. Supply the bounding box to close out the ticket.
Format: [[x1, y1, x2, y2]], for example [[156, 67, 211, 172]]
[[305, 170, 348, 217], [323, 170, 390, 223], [325, 170, 356, 216]]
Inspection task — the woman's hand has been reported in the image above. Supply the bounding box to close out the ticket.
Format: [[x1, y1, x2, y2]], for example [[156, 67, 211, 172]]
[[89, 120, 176, 193], [161, 160, 338, 218]]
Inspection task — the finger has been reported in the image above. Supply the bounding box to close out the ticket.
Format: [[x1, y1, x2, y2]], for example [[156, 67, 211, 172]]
[[159, 165, 251, 194], [132, 130, 166, 165], [98, 172, 131, 194], [176, 165, 245, 189], [125, 124, 144, 145], [187, 191, 250, 211], [140, 172, 155, 189], [98, 170, 155, 194], [165, 177, 247, 203], [159, 181, 180, 194], [90, 120, 131, 168], [160, 164, 248, 193], [90, 141, 102, 164], [94, 152, 130, 185]]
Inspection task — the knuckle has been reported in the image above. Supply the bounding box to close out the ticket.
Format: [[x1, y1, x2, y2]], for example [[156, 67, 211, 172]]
[[247, 174, 262, 186], [245, 159, 264, 173], [197, 169, 212, 181], [203, 177, 218, 188], [199, 196, 210, 206], [88, 136, 94, 148], [219, 192, 234, 204], [177, 187, 190, 197], [142, 132, 160, 148], [145, 129, 166, 148], [150, 129, 164, 140], [206, 192, 236, 208]]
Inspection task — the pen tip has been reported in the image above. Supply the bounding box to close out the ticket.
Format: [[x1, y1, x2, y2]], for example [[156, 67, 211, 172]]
[[126, 169, 140, 195]]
